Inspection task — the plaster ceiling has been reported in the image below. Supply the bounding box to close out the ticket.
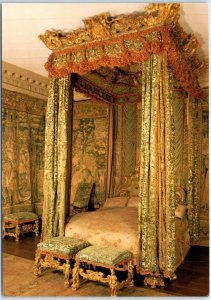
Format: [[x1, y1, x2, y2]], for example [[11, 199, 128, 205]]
[[2, 3, 208, 78]]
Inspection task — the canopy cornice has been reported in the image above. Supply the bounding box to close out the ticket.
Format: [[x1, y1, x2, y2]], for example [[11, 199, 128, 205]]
[[39, 3, 204, 99]]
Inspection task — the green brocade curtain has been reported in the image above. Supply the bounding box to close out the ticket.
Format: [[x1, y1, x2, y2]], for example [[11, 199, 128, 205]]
[[139, 53, 176, 278], [186, 97, 201, 242], [42, 76, 73, 240]]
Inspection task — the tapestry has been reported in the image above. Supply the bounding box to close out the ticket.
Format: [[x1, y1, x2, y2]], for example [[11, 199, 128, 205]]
[[2, 89, 46, 216], [199, 90, 209, 245], [71, 100, 109, 207]]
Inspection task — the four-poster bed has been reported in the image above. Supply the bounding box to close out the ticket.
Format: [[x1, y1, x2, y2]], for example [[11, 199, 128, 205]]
[[39, 3, 204, 288]]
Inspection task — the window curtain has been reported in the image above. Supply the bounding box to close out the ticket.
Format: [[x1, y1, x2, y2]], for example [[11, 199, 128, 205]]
[[139, 53, 176, 278], [41, 75, 73, 240]]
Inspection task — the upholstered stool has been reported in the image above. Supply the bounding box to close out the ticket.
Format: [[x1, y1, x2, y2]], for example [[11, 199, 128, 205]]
[[3, 212, 39, 242], [34, 237, 90, 287], [72, 245, 134, 296]]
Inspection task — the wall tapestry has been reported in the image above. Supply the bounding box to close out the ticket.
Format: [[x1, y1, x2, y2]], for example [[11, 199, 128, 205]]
[[71, 100, 109, 207], [199, 89, 209, 245], [2, 88, 46, 216]]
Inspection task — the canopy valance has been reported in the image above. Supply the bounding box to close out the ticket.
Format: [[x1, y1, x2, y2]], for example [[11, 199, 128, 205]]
[[39, 3, 203, 99]]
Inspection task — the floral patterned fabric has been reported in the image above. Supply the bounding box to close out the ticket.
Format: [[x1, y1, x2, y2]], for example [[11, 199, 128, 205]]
[[65, 207, 140, 262], [4, 212, 38, 221], [37, 236, 90, 256], [76, 245, 132, 266], [65, 207, 190, 269]]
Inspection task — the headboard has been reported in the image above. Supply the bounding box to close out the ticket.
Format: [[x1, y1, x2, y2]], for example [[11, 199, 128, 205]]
[[114, 166, 140, 197]]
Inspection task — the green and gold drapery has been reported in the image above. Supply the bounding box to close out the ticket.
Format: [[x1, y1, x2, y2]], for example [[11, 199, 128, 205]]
[[41, 76, 73, 240], [139, 53, 176, 278], [186, 97, 201, 242]]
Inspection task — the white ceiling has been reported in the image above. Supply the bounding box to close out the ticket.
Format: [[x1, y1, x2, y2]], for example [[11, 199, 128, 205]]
[[2, 3, 208, 78]]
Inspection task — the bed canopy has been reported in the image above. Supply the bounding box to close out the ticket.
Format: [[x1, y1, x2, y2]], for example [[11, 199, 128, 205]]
[[39, 3, 203, 280]]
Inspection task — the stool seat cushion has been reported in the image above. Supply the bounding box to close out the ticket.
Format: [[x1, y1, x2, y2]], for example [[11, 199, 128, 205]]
[[37, 237, 90, 256], [76, 245, 132, 266], [4, 212, 38, 222]]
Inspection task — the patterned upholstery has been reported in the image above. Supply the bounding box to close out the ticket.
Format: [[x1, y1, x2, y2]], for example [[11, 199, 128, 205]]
[[73, 183, 93, 209], [76, 245, 132, 266], [37, 237, 90, 256], [4, 212, 38, 221]]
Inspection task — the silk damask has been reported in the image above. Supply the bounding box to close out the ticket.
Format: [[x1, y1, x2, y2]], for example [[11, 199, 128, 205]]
[[139, 53, 176, 278], [41, 76, 73, 239]]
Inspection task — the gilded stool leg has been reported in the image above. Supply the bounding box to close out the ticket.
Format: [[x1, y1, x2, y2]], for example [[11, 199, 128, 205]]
[[127, 261, 134, 287], [15, 225, 20, 242], [63, 259, 71, 288], [72, 260, 79, 291], [109, 269, 118, 297], [35, 219, 39, 236], [34, 251, 42, 276]]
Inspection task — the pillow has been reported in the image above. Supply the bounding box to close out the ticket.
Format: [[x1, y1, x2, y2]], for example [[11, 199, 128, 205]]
[[73, 183, 93, 209], [175, 204, 187, 219], [127, 196, 140, 208], [103, 197, 129, 208]]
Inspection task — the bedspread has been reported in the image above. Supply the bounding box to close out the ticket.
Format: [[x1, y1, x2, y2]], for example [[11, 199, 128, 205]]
[[65, 207, 140, 264], [65, 206, 190, 269]]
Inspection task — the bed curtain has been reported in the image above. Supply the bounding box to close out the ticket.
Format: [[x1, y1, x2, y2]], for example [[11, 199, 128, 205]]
[[41, 76, 73, 240], [139, 53, 176, 278]]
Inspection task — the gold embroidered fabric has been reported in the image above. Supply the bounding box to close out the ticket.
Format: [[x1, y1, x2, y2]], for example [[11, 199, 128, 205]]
[[139, 53, 176, 278], [41, 76, 73, 240], [186, 97, 201, 242]]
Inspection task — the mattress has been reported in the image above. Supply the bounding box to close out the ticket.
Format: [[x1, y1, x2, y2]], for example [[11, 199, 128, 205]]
[[65, 206, 190, 268]]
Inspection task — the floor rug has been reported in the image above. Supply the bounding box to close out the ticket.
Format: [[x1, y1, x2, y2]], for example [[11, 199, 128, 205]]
[[2, 253, 173, 297]]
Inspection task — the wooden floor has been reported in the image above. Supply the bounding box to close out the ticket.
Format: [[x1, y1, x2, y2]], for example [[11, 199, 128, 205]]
[[2, 233, 209, 297]]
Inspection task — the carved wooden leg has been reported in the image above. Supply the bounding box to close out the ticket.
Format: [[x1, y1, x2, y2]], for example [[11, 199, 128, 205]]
[[144, 274, 165, 288], [127, 261, 134, 287], [34, 251, 42, 276], [15, 225, 20, 241], [35, 219, 39, 236], [72, 260, 79, 290], [63, 259, 71, 288], [109, 269, 118, 297]]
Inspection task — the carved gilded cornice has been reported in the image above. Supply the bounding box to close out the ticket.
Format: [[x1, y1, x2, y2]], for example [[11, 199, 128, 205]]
[[39, 4, 180, 51], [39, 3, 204, 99]]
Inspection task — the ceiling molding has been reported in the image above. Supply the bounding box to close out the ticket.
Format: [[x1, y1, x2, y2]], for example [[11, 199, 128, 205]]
[[2, 61, 49, 100]]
